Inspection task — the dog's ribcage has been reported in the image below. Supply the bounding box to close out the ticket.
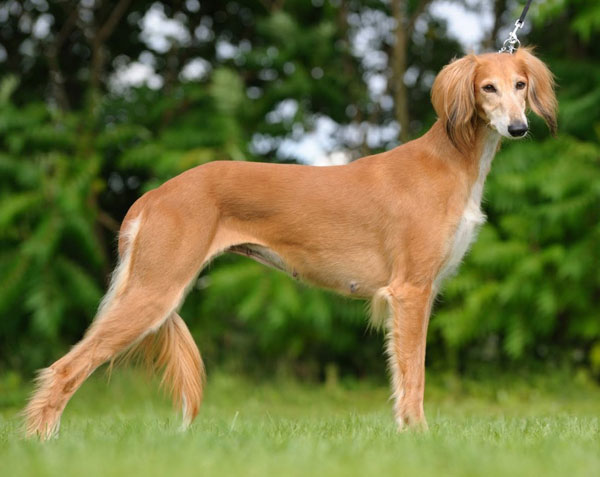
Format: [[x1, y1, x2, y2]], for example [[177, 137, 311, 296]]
[[434, 133, 500, 290]]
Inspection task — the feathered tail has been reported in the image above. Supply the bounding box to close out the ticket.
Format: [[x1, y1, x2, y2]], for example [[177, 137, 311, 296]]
[[118, 312, 205, 426]]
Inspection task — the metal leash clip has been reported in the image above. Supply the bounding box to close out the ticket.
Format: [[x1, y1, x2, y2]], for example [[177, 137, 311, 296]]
[[499, 19, 524, 54]]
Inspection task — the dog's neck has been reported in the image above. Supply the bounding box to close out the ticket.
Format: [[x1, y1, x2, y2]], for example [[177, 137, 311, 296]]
[[425, 119, 501, 184], [471, 125, 501, 205], [427, 118, 499, 155]]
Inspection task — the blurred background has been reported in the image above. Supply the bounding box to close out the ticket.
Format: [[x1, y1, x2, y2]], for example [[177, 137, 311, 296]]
[[0, 0, 598, 383]]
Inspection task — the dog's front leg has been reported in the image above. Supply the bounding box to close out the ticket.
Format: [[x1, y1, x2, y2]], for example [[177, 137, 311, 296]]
[[385, 282, 434, 431]]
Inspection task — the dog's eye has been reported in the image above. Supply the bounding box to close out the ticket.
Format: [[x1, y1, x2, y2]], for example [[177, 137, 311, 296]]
[[482, 84, 496, 93], [516, 81, 526, 90]]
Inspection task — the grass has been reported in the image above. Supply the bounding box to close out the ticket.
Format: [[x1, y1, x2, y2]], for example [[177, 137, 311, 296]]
[[0, 369, 599, 476]]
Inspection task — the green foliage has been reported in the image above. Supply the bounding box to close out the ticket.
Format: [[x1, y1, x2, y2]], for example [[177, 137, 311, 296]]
[[432, 51, 600, 369], [433, 135, 600, 362], [0, 93, 105, 368], [0, 1, 599, 378], [537, 0, 600, 42]]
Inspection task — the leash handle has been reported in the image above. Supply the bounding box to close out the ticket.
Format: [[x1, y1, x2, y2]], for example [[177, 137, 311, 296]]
[[499, 0, 534, 54]]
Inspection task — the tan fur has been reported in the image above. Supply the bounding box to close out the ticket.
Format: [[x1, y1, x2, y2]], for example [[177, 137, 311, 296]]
[[118, 312, 205, 427], [431, 54, 479, 152], [516, 47, 558, 134], [24, 49, 557, 438]]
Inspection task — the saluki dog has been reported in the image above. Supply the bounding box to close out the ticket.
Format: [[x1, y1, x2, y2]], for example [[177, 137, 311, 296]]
[[25, 47, 556, 439]]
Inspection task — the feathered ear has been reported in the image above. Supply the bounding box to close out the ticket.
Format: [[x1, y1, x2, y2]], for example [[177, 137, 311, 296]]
[[516, 47, 558, 135], [431, 54, 478, 152]]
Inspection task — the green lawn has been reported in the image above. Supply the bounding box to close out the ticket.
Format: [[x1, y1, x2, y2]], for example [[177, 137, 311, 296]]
[[1, 369, 599, 476]]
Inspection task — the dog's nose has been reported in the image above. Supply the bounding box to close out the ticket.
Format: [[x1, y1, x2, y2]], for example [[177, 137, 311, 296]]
[[508, 122, 528, 137]]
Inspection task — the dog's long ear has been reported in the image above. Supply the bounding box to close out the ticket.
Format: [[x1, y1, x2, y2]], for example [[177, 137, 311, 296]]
[[517, 47, 558, 135], [431, 54, 478, 152]]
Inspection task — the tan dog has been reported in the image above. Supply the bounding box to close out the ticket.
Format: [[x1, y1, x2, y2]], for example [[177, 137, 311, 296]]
[[25, 47, 556, 439]]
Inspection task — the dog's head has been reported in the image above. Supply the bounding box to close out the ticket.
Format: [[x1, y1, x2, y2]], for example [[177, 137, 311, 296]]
[[431, 47, 557, 151]]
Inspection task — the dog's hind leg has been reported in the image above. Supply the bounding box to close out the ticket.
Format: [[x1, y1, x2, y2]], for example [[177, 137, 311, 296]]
[[24, 204, 214, 439], [24, 286, 186, 439]]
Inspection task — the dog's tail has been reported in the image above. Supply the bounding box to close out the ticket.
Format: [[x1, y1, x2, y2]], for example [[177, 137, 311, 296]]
[[117, 313, 205, 426]]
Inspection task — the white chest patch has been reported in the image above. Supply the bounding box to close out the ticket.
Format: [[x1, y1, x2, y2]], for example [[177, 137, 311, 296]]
[[434, 132, 500, 290]]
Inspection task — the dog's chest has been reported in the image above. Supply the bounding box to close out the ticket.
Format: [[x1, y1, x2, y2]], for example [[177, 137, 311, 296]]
[[434, 134, 499, 289]]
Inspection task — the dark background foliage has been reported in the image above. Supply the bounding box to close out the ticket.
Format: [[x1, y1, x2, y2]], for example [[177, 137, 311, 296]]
[[0, 0, 598, 380]]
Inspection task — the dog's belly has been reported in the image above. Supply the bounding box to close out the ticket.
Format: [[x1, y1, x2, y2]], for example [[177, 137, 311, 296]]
[[227, 243, 387, 298]]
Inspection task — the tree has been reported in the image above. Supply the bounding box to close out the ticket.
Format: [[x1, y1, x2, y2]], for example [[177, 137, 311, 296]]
[[390, 0, 431, 142], [1, 0, 598, 377]]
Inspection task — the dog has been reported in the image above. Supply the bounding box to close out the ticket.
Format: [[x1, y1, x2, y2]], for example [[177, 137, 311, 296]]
[[24, 47, 556, 438]]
